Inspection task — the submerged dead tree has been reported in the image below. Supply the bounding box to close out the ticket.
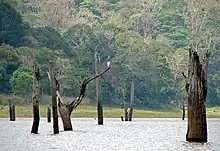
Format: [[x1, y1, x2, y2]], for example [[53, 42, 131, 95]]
[[47, 106, 51, 123], [31, 64, 40, 134], [128, 79, 134, 121], [95, 53, 103, 125], [49, 61, 59, 134], [183, 47, 210, 142], [182, 101, 185, 120], [57, 65, 111, 131], [8, 99, 15, 121], [119, 81, 128, 121]]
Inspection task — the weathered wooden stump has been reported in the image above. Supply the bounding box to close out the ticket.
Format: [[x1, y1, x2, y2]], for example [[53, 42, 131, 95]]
[[31, 64, 40, 134], [182, 101, 185, 120], [9, 100, 15, 121], [184, 47, 210, 142], [124, 108, 128, 121], [49, 61, 59, 134], [56, 65, 111, 130], [129, 80, 134, 121], [121, 116, 124, 121], [95, 53, 103, 125], [58, 102, 73, 131], [47, 106, 51, 123], [119, 81, 128, 121], [31, 97, 40, 134]]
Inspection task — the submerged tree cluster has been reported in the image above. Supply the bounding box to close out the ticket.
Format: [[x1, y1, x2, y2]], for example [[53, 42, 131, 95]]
[[1, 0, 220, 143]]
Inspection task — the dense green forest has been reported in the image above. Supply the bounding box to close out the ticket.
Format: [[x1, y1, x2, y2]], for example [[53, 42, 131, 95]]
[[0, 0, 220, 108]]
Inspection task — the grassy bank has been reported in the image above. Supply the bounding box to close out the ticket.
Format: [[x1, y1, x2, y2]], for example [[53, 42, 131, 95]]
[[0, 105, 220, 118]]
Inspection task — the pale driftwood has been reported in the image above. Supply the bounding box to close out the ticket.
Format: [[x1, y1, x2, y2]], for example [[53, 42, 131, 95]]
[[185, 46, 210, 142]]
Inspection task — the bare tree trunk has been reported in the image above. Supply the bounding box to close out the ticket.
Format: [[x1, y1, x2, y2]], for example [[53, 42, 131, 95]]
[[124, 108, 128, 121], [56, 65, 111, 130], [31, 64, 40, 134], [58, 102, 72, 131], [129, 79, 134, 121], [49, 61, 59, 134], [8, 99, 15, 121], [185, 47, 209, 142], [47, 106, 51, 123], [95, 53, 103, 125], [120, 81, 128, 121], [182, 101, 185, 120], [121, 116, 124, 121]]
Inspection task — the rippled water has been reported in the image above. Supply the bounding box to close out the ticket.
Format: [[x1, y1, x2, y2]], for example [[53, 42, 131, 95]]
[[0, 118, 219, 151]]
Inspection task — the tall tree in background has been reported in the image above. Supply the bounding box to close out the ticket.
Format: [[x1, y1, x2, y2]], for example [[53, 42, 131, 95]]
[[0, 2, 26, 46]]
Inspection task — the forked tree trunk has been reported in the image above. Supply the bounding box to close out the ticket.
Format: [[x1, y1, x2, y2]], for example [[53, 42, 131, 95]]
[[49, 61, 59, 134], [185, 47, 210, 142], [56, 65, 111, 131], [31, 64, 40, 134], [129, 80, 134, 121]]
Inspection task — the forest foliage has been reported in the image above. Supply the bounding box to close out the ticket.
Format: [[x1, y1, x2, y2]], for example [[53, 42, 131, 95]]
[[0, 0, 220, 108]]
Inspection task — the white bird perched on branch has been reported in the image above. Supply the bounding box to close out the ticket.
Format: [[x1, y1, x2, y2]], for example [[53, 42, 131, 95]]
[[107, 61, 110, 68]]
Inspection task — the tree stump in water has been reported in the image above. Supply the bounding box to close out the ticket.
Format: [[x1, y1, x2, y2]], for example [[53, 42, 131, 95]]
[[95, 53, 103, 125], [184, 47, 210, 142], [129, 80, 134, 121], [56, 66, 111, 131], [49, 61, 59, 134], [182, 101, 185, 120], [121, 116, 124, 121], [31, 64, 40, 134], [58, 102, 73, 131], [119, 80, 128, 121], [8, 100, 15, 121], [124, 108, 128, 121], [47, 106, 51, 123]]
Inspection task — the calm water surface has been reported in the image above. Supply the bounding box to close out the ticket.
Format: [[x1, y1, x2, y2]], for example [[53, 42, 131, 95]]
[[0, 118, 219, 151]]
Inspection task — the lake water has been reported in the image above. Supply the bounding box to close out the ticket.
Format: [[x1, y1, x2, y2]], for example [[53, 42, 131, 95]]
[[0, 118, 219, 151]]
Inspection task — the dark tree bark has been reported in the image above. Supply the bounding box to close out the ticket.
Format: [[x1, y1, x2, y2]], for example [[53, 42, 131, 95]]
[[184, 47, 210, 142], [8, 99, 15, 121], [49, 61, 59, 134], [56, 66, 111, 131], [47, 106, 51, 123], [95, 53, 103, 125], [31, 64, 40, 134], [182, 101, 185, 120], [119, 81, 128, 121], [129, 79, 134, 121], [121, 116, 124, 121], [58, 101, 72, 131]]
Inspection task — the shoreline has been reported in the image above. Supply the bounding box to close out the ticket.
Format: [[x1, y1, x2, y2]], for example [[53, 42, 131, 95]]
[[1, 105, 220, 118]]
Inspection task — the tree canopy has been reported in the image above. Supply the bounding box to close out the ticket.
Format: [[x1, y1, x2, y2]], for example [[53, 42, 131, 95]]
[[0, 0, 220, 108]]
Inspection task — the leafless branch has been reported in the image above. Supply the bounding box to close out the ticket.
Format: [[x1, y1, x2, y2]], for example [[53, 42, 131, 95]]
[[69, 66, 111, 110]]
